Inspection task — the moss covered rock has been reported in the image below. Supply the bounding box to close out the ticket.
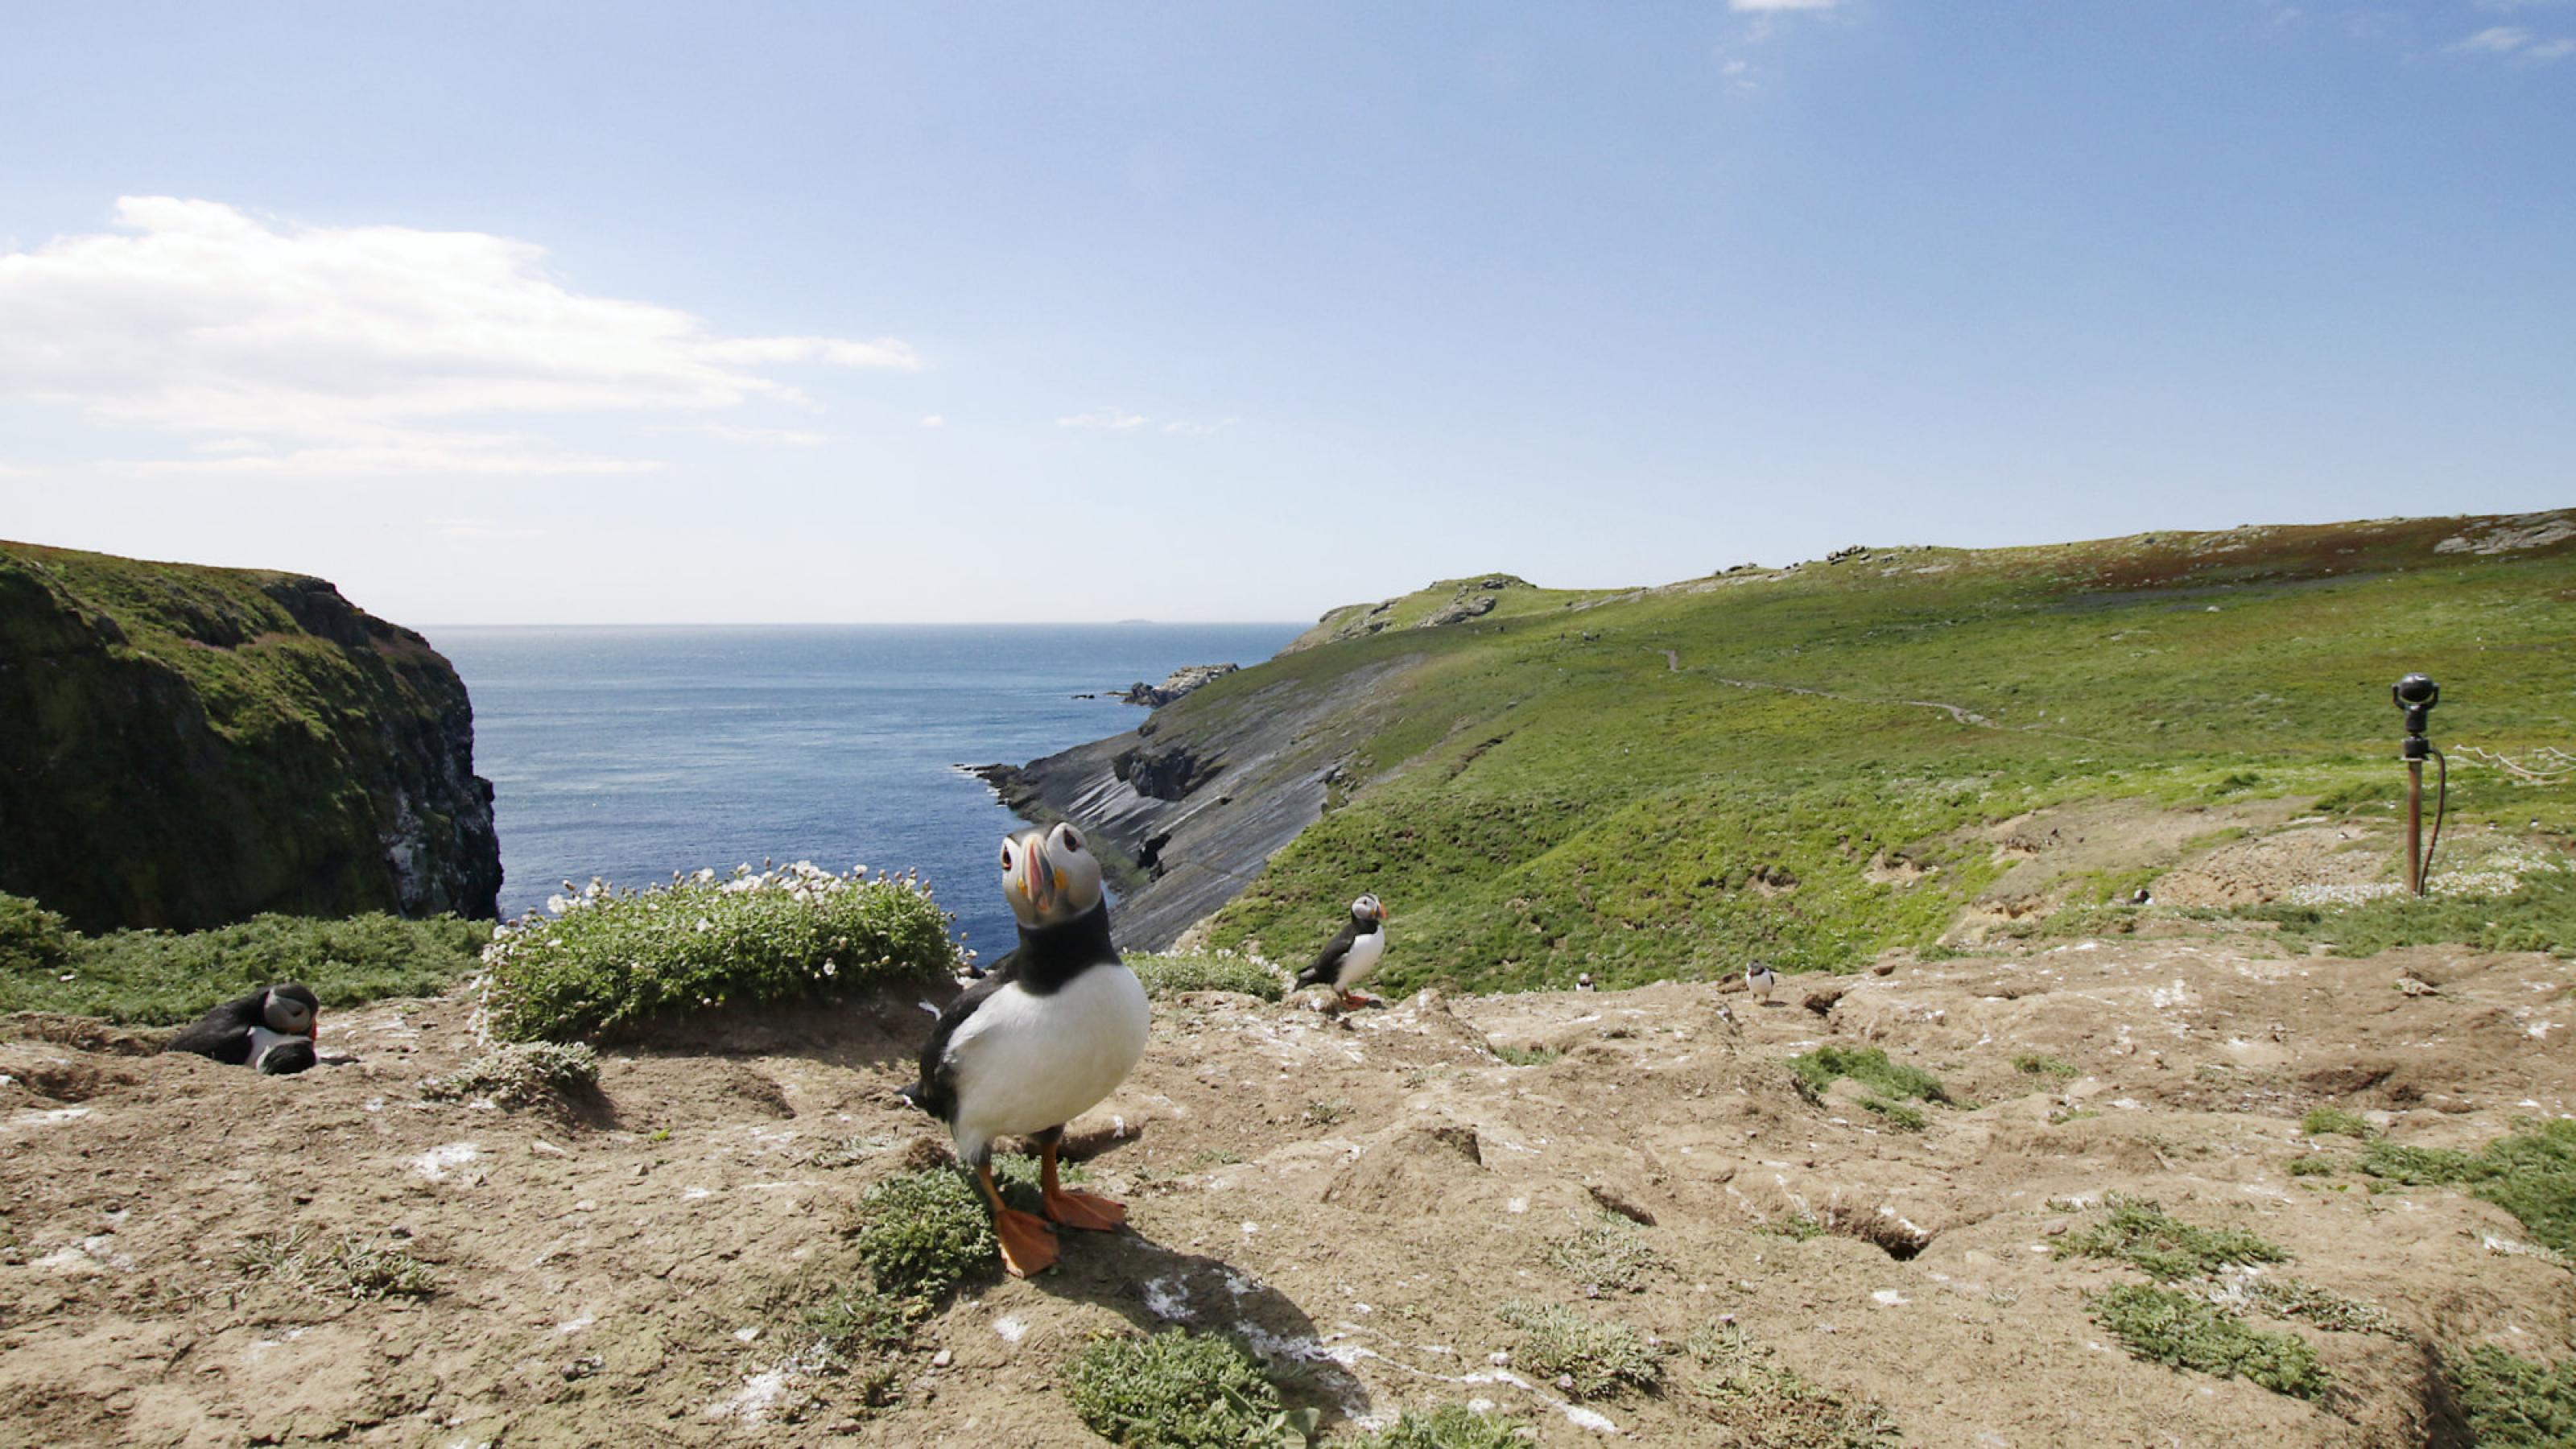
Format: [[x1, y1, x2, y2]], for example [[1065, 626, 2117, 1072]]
[[0, 540, 500, 931]]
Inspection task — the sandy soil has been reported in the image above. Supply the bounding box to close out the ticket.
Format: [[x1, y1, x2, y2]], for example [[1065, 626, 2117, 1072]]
[[2, 929, 2570, 1447]]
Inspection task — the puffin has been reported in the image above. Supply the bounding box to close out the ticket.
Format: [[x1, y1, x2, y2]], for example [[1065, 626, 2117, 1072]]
[[167, 985, 320, 1074], [900, 821, 1148, 1278], [1294, 894, 1390, 1009], [1745, 960, 1777, 1005]]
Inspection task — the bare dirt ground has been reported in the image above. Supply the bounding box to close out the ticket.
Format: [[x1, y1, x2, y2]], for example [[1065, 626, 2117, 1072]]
[[2, 927, 2570, 1447]]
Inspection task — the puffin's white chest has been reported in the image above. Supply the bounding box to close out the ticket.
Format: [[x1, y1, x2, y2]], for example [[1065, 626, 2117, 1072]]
[[1334, 928, 1387, 989], [943, 964, 1150, 1158]]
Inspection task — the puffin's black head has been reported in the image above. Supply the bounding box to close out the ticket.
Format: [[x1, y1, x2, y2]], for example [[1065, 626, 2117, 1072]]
[[262, 984, 320, 1038], [1001, 822, 1105, 929], [1349, 894, 1388, 927]]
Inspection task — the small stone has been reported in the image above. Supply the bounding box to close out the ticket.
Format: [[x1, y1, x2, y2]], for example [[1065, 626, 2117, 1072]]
[[931, 1348, 952, 1368], [2043, 1218, 2070, 1236]]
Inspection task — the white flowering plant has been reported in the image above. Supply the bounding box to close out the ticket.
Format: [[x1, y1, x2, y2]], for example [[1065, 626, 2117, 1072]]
[[479, 862, 962, 1042]]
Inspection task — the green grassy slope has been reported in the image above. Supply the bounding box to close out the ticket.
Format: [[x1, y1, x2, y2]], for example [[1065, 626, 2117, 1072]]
[[1171, 514, 2576, 992]]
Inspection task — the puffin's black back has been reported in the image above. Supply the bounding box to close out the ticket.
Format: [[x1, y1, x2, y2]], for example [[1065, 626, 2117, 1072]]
[[900, 901, 1120, 1125], [1297, 918, 1364, 988], [166, 988, 269, 1063]]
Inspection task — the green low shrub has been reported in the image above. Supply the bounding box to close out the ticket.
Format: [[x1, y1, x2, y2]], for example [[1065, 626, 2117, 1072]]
[[1790, 1046, 1951, 1105], [2448, 1344, 2576, 1448], [1345, 1406, 1528, 1449], [2300, 1107, 2372, 1138], [0, 899, 489, 1023], [477, 864, 957, 1042], [1495, 1300, 1662, 1400], [2087, 1284, 2326, 1399], [2055, 1196, 2291, 1281], [420, 1041, 599, 1108], [1065, 1329, 1299, 1448], [848, 1169, 994, 1300], [1546, 1210, 1658, 1293], [1125, 950, 1286, 999], [2359, 1118, 2576, 1257]]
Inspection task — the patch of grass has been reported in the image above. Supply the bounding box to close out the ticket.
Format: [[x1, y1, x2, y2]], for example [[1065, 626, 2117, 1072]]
[[477, 863, 957, 1042], [2056, 1196, 2291, 1281], [805, 1134, 896, 1170], [1859, 1096, 1926, 1131], [1790, 1046, 1951, 1106], [233, 1228, 438, 1302], [2012, 1053, 2080, 1079], [1344, 1406, 1527, 1449], [419, 1041, 598, 1108], [1492, 1043, 1560, 1067], [1545, 1211, 1659, 1294], [1495, 1299, 1662, 1400], [989, 1150, 1089, 1203], [2087, 1283, 2327, 1399], [2249, 867, 2576, 959], [0, 899, 489, 1024], [1685, 1322, 1902, 1448], [1766, 1212, 1827, 1242], [1064, 1328, 1306, 1448], [2447, 1344, 2576, 1448], [2358, 1118, 2576, 1256], [802, 1282, 919, 1362], [2287, 1156, 2339, 1178], [2243, 1278, 2397, 1336], [2300, 1107, 2373, 1138], [2046, 1107, 2101, 1125], [848, 1169, 994, 1300], [1302, 1100, 1351, 1127], [1124, 950, 1286, 1000]]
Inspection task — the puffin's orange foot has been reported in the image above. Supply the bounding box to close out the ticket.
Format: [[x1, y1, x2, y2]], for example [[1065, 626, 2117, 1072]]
[[1044, 1187, 1128, 1232], [993, 1206, 1059, 1277], [1339, 992, 1377, 1010]]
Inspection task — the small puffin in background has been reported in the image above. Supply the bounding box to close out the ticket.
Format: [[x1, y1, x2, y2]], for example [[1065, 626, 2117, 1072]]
[[1295, 894, 1390, 1009], [167, 985, 321, 1074], [1745, 960, 1777, 1005], [900, 822, 1148, 1277]]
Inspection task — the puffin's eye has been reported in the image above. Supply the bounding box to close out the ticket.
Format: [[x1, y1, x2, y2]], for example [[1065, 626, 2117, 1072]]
[[999, 846, 1014, 870], [1060, 828, 1084, 853]]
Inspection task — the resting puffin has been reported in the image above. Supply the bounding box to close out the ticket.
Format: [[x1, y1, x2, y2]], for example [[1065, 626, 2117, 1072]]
[[900, 822, 1147, 1277], [167, 985, 320, 1074], [1294, 894, 1389, 1009]]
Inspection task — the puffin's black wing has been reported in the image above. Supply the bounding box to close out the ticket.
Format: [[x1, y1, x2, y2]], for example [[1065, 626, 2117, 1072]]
[[898, 971, 1013, 1123], [1296, 921, 1361, 989], [166, 990, 265, 1064]]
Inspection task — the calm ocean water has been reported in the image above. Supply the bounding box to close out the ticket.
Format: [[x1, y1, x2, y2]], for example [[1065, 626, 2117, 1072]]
[[429, 625, 1305, 956]]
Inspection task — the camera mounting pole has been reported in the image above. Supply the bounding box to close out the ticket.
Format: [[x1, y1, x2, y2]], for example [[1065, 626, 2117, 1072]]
[[2392, 674, 2440, 896]]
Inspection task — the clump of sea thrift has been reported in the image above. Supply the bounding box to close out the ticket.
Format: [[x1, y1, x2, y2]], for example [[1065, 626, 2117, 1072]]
[[480, 862, 961, 1042]]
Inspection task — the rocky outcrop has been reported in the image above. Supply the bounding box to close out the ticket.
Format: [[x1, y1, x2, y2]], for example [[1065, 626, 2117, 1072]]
[[1117, 663, 1239, 708], [0, 541, 502, 931], [1286, 573, 1533, 652]]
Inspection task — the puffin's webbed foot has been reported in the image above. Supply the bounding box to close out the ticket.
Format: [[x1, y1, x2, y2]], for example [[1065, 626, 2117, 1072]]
[[1038, 1138, 1127, 1232], [976, 1165, 1059, 1277]]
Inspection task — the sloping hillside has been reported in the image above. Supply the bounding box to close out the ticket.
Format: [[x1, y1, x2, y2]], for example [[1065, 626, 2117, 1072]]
[[993, 512, 2575, 990]]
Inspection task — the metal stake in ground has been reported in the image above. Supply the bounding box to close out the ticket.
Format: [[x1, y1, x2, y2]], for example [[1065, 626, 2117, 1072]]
[[2392, 673, 2442, 896]]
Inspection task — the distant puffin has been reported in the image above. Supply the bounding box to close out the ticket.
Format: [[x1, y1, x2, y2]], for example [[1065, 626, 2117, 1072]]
[[1294, 894, 1389, 1009], [1745, 960, 1777, 1005], [900, 822, 1147, 1277], [167, 985, 320, 1073]]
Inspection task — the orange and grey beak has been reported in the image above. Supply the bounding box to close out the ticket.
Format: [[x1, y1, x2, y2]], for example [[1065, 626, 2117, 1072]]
[[1023, 848, 1059, 916], [1376, 903, 1390, 923]]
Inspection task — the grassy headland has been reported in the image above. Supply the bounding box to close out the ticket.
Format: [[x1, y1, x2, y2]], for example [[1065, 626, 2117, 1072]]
[[1111, 513, 2576, 991]]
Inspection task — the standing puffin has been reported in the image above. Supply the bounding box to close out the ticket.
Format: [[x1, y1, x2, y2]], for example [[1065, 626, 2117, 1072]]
[[900, 821, 1147, 1277], [167, 985, 320, 1074], [1745, 960, 1777, 1005], [1294, 894, 1389, 1009]]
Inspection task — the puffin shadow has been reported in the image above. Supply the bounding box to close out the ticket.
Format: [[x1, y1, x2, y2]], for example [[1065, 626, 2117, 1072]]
[[1035, 1224, 1377, 1431]]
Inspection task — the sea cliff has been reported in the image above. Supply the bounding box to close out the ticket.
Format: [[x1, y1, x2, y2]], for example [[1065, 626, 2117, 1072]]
[[0, 541, 502, 931]]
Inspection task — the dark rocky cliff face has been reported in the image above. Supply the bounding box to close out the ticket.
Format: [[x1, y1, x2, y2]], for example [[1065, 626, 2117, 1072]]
[[0, 542, 502, 931]]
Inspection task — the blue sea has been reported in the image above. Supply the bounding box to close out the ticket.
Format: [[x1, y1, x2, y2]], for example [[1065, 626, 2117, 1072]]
[[429, 625, 1305, 956]]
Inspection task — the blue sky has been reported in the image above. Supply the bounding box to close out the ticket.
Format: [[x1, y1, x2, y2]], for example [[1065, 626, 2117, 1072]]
[[2, 2, 2569, 623]]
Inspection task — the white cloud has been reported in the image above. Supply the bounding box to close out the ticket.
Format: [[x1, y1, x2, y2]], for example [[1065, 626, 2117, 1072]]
[[918, 414, 947, 428], [0, 460, 43, 478], [1728, 0, 1837, 10], [2455, 25, 2533, 50], [1057, 408, 1148, 431], [2532, 35, 2576, 56], [0, 197, 919, 477], [663, 423, 834, 446]]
